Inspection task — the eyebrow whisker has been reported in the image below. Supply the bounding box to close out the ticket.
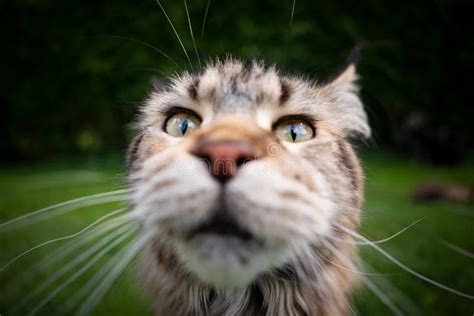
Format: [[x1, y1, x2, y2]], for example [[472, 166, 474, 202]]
[[155, 0, 194, 70]]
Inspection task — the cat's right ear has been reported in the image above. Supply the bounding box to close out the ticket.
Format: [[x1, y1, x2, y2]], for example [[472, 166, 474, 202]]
[[151, 76, 166, 92], [321, 46, 371, 139]]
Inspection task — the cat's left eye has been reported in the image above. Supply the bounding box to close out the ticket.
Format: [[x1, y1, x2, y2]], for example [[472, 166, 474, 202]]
[[164, 112, 201, 137], [274, 119, 314, 142]]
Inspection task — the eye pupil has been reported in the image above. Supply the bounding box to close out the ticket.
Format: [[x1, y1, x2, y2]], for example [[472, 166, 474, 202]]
[[290, 124, 297, 141], [180, 119, 189, 135]]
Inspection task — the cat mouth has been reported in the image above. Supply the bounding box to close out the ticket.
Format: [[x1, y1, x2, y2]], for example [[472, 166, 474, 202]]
[[187, 212, 255, 242]]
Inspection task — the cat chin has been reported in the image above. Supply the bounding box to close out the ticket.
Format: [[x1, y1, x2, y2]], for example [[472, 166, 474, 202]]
[[175, 234, 285, 288]]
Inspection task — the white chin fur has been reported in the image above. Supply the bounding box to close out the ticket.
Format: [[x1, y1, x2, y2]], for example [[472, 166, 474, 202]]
[[175, 235, 285, 288]]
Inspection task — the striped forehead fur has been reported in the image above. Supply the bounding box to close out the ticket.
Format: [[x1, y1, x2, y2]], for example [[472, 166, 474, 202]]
[[140, 58, 369, 140]]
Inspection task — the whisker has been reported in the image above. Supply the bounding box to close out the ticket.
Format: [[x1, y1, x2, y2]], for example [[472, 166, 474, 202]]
[[309, 253, 353, 315], [63, 234, 158, 313], [439, 239, 474, 260], [9, 217, 130, 293], [322, 240, 404, 315], [322, 239, 405, 276], [0, 208, 131, 272], [11, 224, 134, 313], [325, 217, 426, 245], [289, 0, 296, 30], [324, 250, 404, 276], [283, 0, 296, 64], [155, 0, 193, 70], [94, 35, 181, 69], [184, 0, 201, 68], [0, 189, 127, 232], [75, 233, 150, 316], [359, 275, 405, 316], [363, 262, 423, 315], [200, 0, 211, 38], [27, 227, 137, 315], [338, 225, 474, 300], [348, 301, 359, 316]]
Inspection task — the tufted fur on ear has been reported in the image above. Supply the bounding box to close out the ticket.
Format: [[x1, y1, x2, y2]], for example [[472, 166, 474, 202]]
[[320, 51, 371, 140]]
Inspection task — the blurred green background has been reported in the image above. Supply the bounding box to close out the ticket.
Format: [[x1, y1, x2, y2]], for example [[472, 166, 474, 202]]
[[0, 0, 473, 315]]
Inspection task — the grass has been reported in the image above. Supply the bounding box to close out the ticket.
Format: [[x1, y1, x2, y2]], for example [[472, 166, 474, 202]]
[[0, 151, 473, 315]]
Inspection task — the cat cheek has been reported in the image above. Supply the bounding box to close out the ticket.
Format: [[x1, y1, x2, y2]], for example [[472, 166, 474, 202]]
[[265, 155, 320, 194], [227, 163, 334, 242], [131, 155, 220, 234]]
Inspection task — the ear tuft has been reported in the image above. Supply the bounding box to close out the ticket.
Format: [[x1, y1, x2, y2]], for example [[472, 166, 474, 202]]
[[322, 48, 371, 139], [328, 63, 358, 90], [346, 44, 362, 66]]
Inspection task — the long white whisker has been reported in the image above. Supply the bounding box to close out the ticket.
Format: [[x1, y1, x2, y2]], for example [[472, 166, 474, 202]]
[[283, 0, 296, 64], [322, 240, 404, 315], [324, 257, 405, 276], [11, 224, 133, 313], [8, 217, 130, 296], [29, 217, 130, 273], [289, 0, 296, 29], [155, 0, 193, 70], [184, 0, 201, 68], [0, 189, 127, 231], [62, 234, 149, 312], [200, 0, 211, 38], [359, 275, 405, 316], [0, 208, 131, 272], [27, 227, 136, 315], [75, 233, 149, 316], [339, 225, 474, 300], [309, 251, 354, 315], [326, 217, 426, 245], [322, 239, 405, 275], [96, 35, 181, 69], [439, 239, 474, 259], [363, 262, 423, 315]]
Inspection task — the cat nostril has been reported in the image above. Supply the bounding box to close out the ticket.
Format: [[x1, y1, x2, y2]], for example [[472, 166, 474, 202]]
[[235, 157, 251, 167], [191, 140, 256, 184]]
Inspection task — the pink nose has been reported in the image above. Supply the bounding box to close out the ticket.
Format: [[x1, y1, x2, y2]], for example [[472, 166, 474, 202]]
[[192, 141, 256, 184]]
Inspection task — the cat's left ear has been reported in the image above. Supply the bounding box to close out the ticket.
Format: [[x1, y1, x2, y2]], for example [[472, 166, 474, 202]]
[[321, 47, 371, 139]]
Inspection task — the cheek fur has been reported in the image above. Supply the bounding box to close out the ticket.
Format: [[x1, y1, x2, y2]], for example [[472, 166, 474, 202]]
[[225, 160, 337, 245], [131, 153, 221, 236]]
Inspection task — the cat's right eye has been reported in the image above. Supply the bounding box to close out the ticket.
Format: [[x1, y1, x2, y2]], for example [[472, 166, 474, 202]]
[[273, 118, 315, 142], [164, 112, 201, 137]]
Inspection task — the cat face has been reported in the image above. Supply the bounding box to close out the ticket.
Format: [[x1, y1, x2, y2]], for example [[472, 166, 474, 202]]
[[128, 59, 370, 287]]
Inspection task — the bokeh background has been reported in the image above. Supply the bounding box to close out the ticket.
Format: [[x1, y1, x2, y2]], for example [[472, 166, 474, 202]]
[[0, 0, 473, 315]]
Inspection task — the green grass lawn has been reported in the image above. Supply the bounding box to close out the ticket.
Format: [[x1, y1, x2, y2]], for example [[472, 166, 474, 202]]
[[0, 152, 473, 315]]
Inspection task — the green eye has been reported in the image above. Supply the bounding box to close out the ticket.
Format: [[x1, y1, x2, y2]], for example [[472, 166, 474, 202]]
[[165, 112, 201, 137], [274, 119, 314, 142]]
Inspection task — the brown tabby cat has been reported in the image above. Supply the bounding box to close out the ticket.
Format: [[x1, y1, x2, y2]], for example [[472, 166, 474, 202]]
[[127, 56, 370, 315]]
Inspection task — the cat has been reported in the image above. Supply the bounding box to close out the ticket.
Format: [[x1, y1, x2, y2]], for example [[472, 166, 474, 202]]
[[126, 56, 371, 315]]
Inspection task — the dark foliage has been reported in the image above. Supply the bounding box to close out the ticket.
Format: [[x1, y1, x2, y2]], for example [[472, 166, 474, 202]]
[[1, 0, 473, 160]]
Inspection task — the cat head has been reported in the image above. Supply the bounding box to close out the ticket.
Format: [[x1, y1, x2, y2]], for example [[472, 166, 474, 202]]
[[127, 58, 370, 288]]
